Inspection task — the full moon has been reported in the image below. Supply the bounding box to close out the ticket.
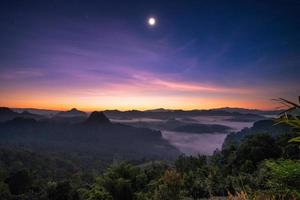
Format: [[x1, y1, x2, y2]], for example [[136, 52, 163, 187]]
[[148, 17, 156, 26]]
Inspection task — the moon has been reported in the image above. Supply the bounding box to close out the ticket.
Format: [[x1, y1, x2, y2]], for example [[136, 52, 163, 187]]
[[148, 17, 156, 26]]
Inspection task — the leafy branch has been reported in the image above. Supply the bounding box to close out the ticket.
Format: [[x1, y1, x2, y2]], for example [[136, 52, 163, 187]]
[[274, 96, 300, 145]]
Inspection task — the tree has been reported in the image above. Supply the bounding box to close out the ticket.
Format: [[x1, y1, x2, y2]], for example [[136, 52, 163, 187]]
[[257, 159, 300, 199], [5, 169, 32, 195], [276, 133, 300, 159], [175, 154, 206, 173], [153, 169, 183, 200], [0, 181, 11, 200], [183, 169, 208, 199], [274, 97, 300, 146], [100, 162, 147, 200], [175, 155, 208, 199], [206, 165, 226, 197], [79, 186, 112, 200], [236, 134, 281, 168], [47, 181, 72, 200]]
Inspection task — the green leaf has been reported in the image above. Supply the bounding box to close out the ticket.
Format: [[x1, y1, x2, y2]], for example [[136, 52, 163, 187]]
[[289, 137, 300, 143]]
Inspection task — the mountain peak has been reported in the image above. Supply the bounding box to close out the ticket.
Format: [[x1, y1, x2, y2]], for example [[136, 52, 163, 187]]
[[84, 111, 110, 125], [146, 108, 169, 112], [0, 107, 15, 114], [55, 108, 86, 118]]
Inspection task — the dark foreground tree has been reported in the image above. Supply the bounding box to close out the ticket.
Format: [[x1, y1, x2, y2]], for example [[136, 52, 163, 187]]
[[5, 170, 32, 195]]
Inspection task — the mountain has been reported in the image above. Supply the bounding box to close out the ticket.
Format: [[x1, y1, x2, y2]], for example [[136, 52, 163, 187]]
[[223, 119, 293, 148], [84, 111, 110, 125], [7, 107, 272, 123], [51, 108, 87, 123], [0, 107, 15, 113], [224, 113, 267, 122], [212, 107, 283, 116], [0, 107, 44, 122], [54, 108, 87, 118], [104, 109, 267, 122], [13, 108, 59, 117], [0, 112, 180, 160], [145, 108, 170, 112], [0, 107, 19, 122]]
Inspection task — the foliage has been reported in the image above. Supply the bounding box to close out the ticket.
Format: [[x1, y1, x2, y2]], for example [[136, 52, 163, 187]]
[[257, 159, 300, 198], [236, 134, 281, 166], [79, 186, 112, 200], [5, 170, 32, 195], [47, 180, 79, 200], [0, 181, 11, 199], [99, 162, 147, 200], [274, 97, 300, 146], [153, 169, 184, 200]]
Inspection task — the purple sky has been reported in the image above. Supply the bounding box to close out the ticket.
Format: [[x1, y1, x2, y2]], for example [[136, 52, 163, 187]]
[[0, 1, 299, 110]]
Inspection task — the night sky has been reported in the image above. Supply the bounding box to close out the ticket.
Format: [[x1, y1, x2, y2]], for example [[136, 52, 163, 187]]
[[0, 0, 299, 110]]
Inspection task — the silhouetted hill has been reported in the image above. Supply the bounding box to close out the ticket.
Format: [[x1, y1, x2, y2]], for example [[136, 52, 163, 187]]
[[13, 108, 59, 117], [51, 108, 87, 123], [8, 107, 276, 122], [224, 112, 267, 122], [223, 119, 293, 148], [54, 108, 86, 118], [0, 112, 180, 160], [0, 107, 15, 114], [211, 107, 283, 116], [145, 108, 169, 112], [0, 107, 19, 122], [84, 111, 110, 125], [104, 109, 267, 122], [0, 107, 44, 122]]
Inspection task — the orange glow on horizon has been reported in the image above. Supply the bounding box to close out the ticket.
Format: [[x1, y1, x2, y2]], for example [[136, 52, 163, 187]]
[[0, 94, 278, 112], [0, 71, 286, 112]]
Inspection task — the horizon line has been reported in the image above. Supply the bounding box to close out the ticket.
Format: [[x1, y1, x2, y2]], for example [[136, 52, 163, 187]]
[[4, 106, 283, 113]]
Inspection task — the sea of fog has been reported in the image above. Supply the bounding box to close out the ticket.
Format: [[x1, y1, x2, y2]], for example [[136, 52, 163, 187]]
[[161, 131, 228, 155], [111, 116, 254, 156]]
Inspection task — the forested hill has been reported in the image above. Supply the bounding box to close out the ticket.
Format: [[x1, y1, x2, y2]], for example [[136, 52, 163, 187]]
[[223, 119, 294, 148]]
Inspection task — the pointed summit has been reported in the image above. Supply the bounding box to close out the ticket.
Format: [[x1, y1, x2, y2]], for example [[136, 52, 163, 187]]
[[70, 108, 79, 112], [55, 108, 86, 118], [84, 111, 110, 125]]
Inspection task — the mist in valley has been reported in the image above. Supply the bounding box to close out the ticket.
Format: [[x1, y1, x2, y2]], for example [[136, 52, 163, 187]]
[[110, 115, 255, 155]]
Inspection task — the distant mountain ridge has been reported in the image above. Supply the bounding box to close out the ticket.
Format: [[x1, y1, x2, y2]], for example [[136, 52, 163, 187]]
[[54, 108, 87, 118], [10, 107, 282, 116], [211, 107, 283, 115], [13, 108, 59, 117], [3, 106, 277, 124], [103, 109, 268, 122], [0, 107, 44, 122]]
